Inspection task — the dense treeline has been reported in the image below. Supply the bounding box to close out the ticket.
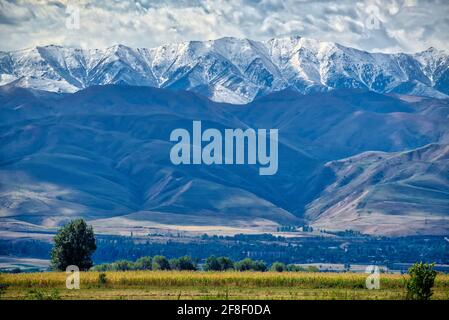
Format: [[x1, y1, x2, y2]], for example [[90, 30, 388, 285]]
[[2, 235, 448, 268], [91, 235, 449, 266], [91, 255, 320, 272], [0, 240, 52, 258]]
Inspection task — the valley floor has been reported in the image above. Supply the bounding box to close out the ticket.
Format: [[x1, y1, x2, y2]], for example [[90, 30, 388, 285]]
[[1, 271, 449, 300]]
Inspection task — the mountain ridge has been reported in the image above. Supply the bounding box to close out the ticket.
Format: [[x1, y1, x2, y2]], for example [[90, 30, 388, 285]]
[[1, 36, 448, 104]]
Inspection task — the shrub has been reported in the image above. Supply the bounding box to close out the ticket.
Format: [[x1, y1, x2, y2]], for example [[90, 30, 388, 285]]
[[406, 262, 437, 300], [98, 273, 107, 285], [306, 266, 319, 272], [0, 283, 9, 298], [27, 288, 60, 300]]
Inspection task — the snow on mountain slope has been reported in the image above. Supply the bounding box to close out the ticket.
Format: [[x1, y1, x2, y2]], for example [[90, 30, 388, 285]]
[[1, 36, 448, 103]]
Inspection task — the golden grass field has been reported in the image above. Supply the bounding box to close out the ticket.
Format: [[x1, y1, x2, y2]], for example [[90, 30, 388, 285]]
[[1, 271, 449, 300]]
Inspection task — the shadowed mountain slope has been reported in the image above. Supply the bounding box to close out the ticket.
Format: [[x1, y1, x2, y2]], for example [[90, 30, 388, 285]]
[[0, 85, 448, 235]]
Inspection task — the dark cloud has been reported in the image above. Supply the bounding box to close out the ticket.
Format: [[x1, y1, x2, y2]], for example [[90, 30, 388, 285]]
[[0, 0, 447, 53], [0, 0, 35, 25]]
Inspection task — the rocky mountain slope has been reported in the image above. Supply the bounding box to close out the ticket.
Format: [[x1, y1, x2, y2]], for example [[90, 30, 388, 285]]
[[307, 143, 449, 236]]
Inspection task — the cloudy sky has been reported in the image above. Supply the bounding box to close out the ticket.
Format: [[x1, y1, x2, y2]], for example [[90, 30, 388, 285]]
[[1, 0, 448, 53]]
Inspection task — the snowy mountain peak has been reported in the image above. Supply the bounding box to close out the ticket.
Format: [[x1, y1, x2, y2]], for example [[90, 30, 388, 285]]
[[1, 36, 448, 103]]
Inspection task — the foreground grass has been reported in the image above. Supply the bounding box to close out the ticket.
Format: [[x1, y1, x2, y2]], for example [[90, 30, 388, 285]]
[[1, 271, 449, 300]]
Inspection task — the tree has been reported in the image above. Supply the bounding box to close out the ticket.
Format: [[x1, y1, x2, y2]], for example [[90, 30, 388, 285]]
[[91, 263, 111, 272], [51, 219, 96, 271], [170, 256, 197, 271], [234, 258, 267, 272], [253, 260, 267, 272], [178, 256, 197, 270], [270, 262, 287, 272], [217, 257, 234, 271], [135, 256, 152, 270], [204, 256, 221, 271], [286, 264, 303, 272], [204, 256, 234, 271], [234, 258, 253, 271], [113, 260, 133, 271], [152, 255, 170, 270], [406, 262, 437, 300]]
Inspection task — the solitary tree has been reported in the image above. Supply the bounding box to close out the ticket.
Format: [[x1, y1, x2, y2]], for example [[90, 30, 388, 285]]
[[51, 219, 96, 271], [406, 262, 437, 300]]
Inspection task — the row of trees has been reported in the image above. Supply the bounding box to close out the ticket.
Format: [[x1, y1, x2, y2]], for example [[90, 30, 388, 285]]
[[50, 219, 438, 300], [50, 219, 318, 273], [91, 255, 320, 272], [92, 255, 197, 272]]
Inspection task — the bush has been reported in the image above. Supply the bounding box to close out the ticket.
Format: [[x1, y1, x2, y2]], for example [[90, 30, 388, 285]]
[[306, 266, 319, 272], [0, 283, 9, 298], [27, 288, 60, 300], [270, 262, 287, 272], [152, 255, 171, 270], [98, 273, 107, 285], [406, 262, 437, 300]]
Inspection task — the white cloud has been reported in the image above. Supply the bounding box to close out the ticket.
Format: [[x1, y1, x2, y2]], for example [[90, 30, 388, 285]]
[[0, 0, 448, 53]]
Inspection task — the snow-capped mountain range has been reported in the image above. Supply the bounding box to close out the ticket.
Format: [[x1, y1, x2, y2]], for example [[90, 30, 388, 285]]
[[1, 36, 448, 104]]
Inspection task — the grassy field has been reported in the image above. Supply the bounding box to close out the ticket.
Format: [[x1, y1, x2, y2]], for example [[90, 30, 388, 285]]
[[1, 271, 449, 300]]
